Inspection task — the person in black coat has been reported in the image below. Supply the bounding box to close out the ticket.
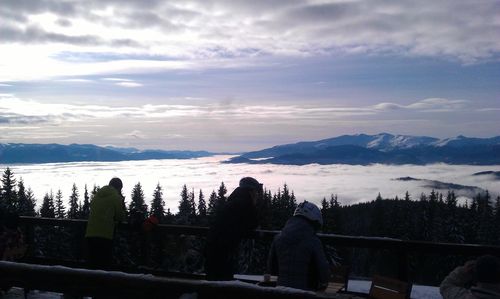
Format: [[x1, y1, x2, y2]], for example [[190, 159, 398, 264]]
[[205, 177, 263, 281], [267, 201, 330, 291]]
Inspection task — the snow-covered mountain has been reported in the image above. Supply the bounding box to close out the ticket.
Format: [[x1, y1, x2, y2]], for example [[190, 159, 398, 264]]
[[231, 133, 500, 165], [0, 143, 214, 164]]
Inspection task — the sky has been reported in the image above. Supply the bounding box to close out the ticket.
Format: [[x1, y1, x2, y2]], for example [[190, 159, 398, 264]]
[[0, 0, 499, 152]]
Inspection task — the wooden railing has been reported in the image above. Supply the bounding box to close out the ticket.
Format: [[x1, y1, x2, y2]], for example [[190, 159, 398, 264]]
[[18, 216, 500, 282], [0, 261, 322, 299]]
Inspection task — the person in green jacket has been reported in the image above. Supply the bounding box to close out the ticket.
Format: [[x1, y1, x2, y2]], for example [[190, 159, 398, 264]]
[[85, 177, 125, 269]]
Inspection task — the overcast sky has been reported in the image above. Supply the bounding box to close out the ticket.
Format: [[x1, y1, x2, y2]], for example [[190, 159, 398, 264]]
[[1, 0, 499, 152]]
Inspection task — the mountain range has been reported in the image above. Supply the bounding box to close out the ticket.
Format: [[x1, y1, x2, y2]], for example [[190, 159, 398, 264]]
[[226, 133, 500, 165], [0, 143, 213, 164], [2, 133, 500, 165]]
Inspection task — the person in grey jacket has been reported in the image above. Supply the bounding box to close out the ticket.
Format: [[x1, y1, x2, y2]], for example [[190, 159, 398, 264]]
[[440, 255, 500, 299], [267, 201, 330, 291]]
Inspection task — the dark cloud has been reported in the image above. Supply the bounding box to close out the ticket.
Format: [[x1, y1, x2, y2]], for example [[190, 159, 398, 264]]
[[0, 113, 53, 125], [1, 0, 499, 62], [286, 2, 359, 24], [56, 18, 72, 27], [0, 24, 140, 47], [1, 0, 78, 17]]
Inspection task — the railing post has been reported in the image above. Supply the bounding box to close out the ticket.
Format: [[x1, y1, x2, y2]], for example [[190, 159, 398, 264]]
[[397, 248, 409, 282], [24, 221, 35, 258]]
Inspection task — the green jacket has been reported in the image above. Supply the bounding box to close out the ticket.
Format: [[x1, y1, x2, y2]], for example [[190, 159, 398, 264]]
[[85, 186, 125, 240]]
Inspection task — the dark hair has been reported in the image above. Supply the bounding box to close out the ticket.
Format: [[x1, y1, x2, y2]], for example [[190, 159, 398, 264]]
[[239, 177, 263, 192], [475, 255, 500, 284], [109, 177, 123, 191]]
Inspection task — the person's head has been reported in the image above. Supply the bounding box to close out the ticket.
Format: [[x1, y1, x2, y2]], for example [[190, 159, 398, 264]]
[[239, 177, 263, 204], [109, 177, 123, 192], [475, 255, 500, 284], [294, 201, 323, 230]]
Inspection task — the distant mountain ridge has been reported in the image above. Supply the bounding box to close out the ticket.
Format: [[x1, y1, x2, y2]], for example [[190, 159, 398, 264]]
[[227, 133, 500, 165], [0, 143, 213, 164]]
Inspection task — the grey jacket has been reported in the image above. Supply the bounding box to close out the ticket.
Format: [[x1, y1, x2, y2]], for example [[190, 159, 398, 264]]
[[440, 265, 500, 299], [267, 216, 330, 291]]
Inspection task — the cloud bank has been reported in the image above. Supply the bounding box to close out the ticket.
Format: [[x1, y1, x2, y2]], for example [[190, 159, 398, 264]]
[[1, 0, 499, 81]]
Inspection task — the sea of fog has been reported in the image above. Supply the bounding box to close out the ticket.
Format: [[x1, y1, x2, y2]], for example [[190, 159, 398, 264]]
[[2, 155, 499, 213]]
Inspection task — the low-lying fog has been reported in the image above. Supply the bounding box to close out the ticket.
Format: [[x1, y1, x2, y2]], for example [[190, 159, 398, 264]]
[[3, 156, 500, 212]]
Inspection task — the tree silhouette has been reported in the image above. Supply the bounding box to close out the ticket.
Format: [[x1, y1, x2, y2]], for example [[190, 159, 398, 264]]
[[17, 179, 36, 216], [151, 183, 165, 221], [128, 182, 148, 222], [67, 184, 79, 219], [40, 192, 55, 218], [80, 184, 91, 219], [1, 167, 17, 211], [55, 189, 66, 218]]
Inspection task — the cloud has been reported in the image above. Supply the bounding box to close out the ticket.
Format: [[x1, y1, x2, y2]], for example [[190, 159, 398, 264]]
[[115, 82, 143, 87], [0, 24, 140, 47], [101, 77, 142, 87], [101, 78, 133, 82], [124, 130, 145, 139], [373, 98, 470, 112], [57, 78, 93, 83], [0, 94, 482, 129], [0, 0, 498, 82]]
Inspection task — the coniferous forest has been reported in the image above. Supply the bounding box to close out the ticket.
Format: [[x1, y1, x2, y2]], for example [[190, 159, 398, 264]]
[[1, 167, 499, 285]]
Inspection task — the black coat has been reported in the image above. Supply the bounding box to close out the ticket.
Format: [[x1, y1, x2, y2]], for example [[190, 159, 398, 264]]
[[267, 216, 330, 290], [205, 187, 258, 280]]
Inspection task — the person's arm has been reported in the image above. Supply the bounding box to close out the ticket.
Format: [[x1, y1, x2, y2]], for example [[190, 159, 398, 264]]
[[312, 237, 330, 291], [440, 261, 475, 299]]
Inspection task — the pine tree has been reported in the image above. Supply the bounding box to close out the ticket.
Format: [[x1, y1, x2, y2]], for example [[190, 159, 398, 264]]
[[40, 192, 55, 218], [197, 189, 207, 218], [129, 182, 148, 221], [177, 184, 193, 224], [67, 183, 79, 219], [17, 179, 36, 216], [80, 184, 91, 219], [150, 183, 165, 221], [189, 188, 197, 218], [495, 196, 500, 245], [258, 189, 273, 229], [443, 190, 463, 243], [23, 188, 37, 216], [164, 208, 175, 224], [477, 191, 494, 244], [282, 184, 296, 216], [370, 193, 385, 236], [55, 189, 66, 218], [404, 191, 410, 201], [217, 182, 227, 204], [321, 197, 330, 231], [1, 167, 17, 211], [328, 194, 342, 233], [207, 190, 218, 217]]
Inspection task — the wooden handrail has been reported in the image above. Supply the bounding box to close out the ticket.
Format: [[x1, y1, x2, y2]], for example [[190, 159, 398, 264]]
[[19, 216, 500, 256], [17, 216, 500, 283], [0, 261, 324, 299]]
